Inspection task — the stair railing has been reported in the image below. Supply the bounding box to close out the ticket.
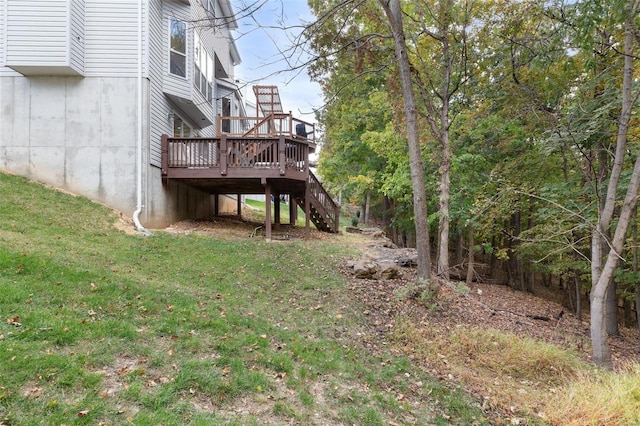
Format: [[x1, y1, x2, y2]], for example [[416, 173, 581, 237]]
[[307, 170, 340, 232]]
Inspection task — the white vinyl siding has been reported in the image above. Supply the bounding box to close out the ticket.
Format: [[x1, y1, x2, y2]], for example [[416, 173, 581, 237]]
[[4, 0, 85, 76], [149, 0, 167, 166], [84, 0, 147, 77], [0, 1, 22, 76], [0, 1, 4, 65], [69, 0, 85, 72]]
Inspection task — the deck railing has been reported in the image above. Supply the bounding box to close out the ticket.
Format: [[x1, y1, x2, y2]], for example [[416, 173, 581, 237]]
[[217, 113, 316, 144], [161, 135, 310, 175], [308, 171, 340, 232]]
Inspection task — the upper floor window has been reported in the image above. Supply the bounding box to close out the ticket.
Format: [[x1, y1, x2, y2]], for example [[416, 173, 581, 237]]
[[194, 32, 214, 102], [170, 18, 187, 77]]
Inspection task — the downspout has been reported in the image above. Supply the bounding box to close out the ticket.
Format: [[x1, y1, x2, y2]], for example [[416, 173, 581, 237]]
[[133, 0, 151, 235]]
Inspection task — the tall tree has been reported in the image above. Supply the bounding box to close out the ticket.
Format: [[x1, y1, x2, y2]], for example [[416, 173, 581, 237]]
[[405, 0, 471, 279], [588, 0, 640, 367], [378, 0, 432, 280]]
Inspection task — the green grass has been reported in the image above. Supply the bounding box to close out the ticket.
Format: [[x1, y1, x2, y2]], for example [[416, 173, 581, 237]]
[[243, 197, 352, 232], [0, 172, 485, 425], [244, 198, 307, 227]]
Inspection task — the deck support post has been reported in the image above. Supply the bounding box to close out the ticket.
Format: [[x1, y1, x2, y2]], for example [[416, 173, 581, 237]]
[[305, 180, 311, 237], [161, 134, 169, 183], [264, 179, 272, 241], [289, 195, 296, 225], [237, 194, 242, 217], [274, 191, 281, 227]]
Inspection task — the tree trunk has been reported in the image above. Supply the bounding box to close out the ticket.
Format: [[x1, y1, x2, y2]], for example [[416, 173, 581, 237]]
[[466, 226, 474, 285], [383, 196, 392, 239], [590, 4, 639, 366], [489, 236, 497, 279], [455, 230, 464, 268], [364, 191, 371, 225], [437, 123, 451, 279], [575, 273, 582, 321], [606, 281, 620, 336], [360, 194, 368, 226], [635, 206, 640, 331], [526, 270, 535, 293], [624, 298, 634, 328], [636, 283, 640, 331], [526, 202, 535, 293], [507, 213, 522, 289], [379, 0, 431, 280], [435, 0, 453, 281]]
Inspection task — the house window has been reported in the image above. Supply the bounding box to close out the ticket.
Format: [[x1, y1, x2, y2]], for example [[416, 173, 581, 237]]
[[221, 97, 231, 133], [194, 32, 214, 102], [170, 19, 187, 77], [173, 115, 191, 137]]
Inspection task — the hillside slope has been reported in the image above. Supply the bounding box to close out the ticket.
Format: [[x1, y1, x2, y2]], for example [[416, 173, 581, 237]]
[[0, 172, 486, 425]]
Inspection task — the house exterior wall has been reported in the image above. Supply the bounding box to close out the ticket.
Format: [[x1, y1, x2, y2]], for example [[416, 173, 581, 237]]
[[84, 0, 143, 77], [4, 0, 85, 76], [148, 0, 167, 166], [0, 0, 241, 228]]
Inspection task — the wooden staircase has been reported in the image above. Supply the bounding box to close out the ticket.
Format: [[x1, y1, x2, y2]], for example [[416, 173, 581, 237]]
[[295, 171, 340, 233], [250, 86, 339, 233]]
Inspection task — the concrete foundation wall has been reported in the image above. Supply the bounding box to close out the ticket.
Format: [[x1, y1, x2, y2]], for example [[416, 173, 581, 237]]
[[0, 75, 212, 229]]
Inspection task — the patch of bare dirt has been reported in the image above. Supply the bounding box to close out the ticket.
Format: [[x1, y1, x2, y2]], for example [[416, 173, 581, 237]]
[[113, 213, 140, 235], [164, 216, 332, 242]]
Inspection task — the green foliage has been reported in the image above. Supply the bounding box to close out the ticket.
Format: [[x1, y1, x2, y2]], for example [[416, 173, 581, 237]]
[[308, 0, 640, 296]]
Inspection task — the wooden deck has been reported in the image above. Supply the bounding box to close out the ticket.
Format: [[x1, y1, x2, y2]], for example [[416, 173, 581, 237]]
[[161, 134, 311, 191], [160, 115, 339, 235]]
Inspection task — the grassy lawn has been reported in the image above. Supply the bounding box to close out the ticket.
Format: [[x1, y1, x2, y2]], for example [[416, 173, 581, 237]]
[[0, 172, 486, 425]]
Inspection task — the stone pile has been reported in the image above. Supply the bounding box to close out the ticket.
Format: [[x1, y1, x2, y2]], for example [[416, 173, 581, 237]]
[[345, 227, 417, 280]]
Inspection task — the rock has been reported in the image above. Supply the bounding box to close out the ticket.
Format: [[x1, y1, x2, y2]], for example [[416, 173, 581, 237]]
[[346, 226, 362, 234], [347, 227, 417, 281], [360, 227, 384, 236], [397, 256, 417, 267], [378, 260, 400, 279], [366, 237, 397, 249], [353, 262, 378, 279]]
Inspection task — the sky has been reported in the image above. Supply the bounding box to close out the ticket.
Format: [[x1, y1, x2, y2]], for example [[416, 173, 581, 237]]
[[231, 0, 323, 123]]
